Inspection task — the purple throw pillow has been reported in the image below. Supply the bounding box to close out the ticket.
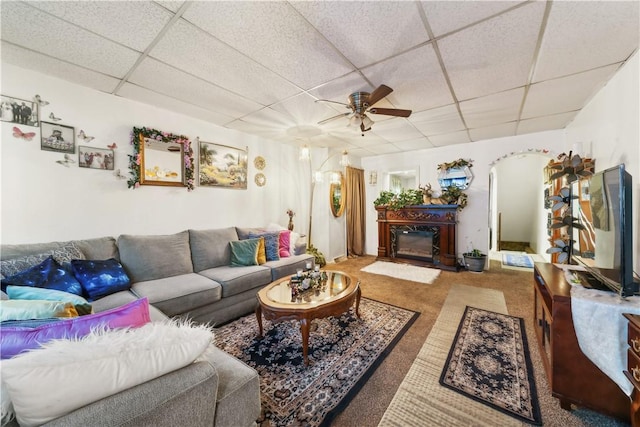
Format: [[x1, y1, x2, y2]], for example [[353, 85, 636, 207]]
[[0, 298, 151, 359]]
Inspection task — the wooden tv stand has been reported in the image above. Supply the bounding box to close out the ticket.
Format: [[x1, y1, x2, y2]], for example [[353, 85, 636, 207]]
[[533, 263, 630, 421]]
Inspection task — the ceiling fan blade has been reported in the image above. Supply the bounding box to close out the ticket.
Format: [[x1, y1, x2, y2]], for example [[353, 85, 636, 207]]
[[315, 99, 350, 108], [369, 107, 412, 118], [318, 112, 350, 125], [367, 84, 393, 106]]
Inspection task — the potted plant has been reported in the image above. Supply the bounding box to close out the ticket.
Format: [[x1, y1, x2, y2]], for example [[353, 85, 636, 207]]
[[463, 248, 486, 272]]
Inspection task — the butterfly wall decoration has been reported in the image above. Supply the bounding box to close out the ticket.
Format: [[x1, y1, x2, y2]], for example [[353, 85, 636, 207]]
[[33, 94, 49, 106], [56, 154, 76, 167], [107, 143, 117, 150], [113, 169, 127, 180], [78, 130, 95, 143], [12, 127, 36, 141], [49, 112, 62, 122]]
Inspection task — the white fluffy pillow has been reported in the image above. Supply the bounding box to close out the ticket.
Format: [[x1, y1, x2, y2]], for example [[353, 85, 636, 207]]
[[1, 320, 213, 427], [265, 223, 302, 254]]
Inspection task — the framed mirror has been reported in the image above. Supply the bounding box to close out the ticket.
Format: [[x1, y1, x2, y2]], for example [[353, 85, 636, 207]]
[[438, 166, 473, 189], [140, 135, 185, 187], [384, 168, 419, 193], [330, 172, 345, 217]]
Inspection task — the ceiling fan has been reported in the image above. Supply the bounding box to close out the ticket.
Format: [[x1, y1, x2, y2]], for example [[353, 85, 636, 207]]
[[316, 84, 412, 135]]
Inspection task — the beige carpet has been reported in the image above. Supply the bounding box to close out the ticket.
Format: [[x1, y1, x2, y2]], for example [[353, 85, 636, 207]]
[[378, 284, 523, 427], [360, 261, 441, 284]]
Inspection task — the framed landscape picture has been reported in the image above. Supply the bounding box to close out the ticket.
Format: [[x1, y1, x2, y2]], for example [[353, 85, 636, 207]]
[[199, 141, 248, 189], [1, 94, 38, 127], [40, 121, 75, 154], [79, 146, 114, 170]]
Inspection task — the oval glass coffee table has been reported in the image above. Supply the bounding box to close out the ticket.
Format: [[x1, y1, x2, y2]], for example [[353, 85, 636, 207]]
[[255, 270, 361, 366]]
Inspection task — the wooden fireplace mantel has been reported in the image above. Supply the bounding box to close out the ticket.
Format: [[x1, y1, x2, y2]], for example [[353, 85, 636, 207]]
[[376, 205, 459, 271]]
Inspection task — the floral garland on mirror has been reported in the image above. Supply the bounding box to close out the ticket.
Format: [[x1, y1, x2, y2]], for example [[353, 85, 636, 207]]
[[127, 126, 195, 191], [437, 158, 473, 171]]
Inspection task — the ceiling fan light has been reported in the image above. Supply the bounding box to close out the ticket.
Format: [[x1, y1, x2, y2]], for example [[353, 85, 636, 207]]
[[348, 115, 361, 127], [362, 115, 374, 129]]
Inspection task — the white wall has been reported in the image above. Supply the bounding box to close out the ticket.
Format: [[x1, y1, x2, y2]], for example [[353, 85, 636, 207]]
[[362, 130, 564, 259], [565, 51, 639, 279]]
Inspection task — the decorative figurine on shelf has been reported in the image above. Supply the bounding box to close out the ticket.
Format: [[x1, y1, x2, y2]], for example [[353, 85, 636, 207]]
[[286, 209, 295, 231]]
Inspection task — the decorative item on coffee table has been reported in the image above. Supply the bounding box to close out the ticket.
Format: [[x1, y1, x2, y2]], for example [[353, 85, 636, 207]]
[[289, 268, 328, 301]]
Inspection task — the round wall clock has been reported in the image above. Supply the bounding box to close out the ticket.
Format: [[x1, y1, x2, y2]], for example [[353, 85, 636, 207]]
[[255, 173, 266, 187], [254, 156, 266, 170]]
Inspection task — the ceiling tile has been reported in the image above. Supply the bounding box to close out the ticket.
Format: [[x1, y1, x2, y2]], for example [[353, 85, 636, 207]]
[[154, 1, 185, 13], [409, 104, 464, 136], [362, 44, 454, 112], [366, 144, 404, 155], [370, 120, 424, 142], [150, 20, 300, 106], [28, 1, 174, 52], [393, 137, 435, 151], [438, 1, 545, 100], [349, 133, 391, 149], [127, 58, 263, 117], [460, 87, 524, 128], [517, 112, 577, 135], [522, 64, 619, 119], [270, 93, 347, 128], [429, 130, 470, 147], [469, 122, 517, 142], [533, 1, 640, 82], [421, 1, 525, 37], [182, 2, 354, 89], [1, 42, 120, 94], [118, 83, 234, 127], [291, 1, 429, 68], [308, 72, 372, 103], [1, 2, 140, 78]]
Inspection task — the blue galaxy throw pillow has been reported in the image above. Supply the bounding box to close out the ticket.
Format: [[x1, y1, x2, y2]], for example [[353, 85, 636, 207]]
[[70, 258, 131, 301], [0, 256, 83, 296]]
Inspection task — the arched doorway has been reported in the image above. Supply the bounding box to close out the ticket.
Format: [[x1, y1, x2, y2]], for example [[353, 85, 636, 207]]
[[488, 152, 555, 266]]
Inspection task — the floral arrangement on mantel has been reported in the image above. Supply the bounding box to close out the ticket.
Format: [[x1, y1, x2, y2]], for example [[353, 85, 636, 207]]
[[374, 184, 467, 211], [127, 126, 195, 191], [437, 158, 473, 171]]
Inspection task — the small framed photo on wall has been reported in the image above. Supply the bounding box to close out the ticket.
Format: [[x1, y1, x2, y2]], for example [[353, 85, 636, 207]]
[[1, 94, 39, 127], [78, 146, 114, 170], [40, 121, 75, 154]]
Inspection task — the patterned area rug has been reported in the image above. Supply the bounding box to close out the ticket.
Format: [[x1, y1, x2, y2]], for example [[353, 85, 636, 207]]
[[214, 298, 418, 427], [360, 261, 441, 284], [440, 306, 541, 425]]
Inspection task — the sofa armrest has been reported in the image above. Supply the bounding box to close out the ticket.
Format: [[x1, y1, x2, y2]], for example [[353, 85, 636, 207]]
[[42, 361, 218, 427]]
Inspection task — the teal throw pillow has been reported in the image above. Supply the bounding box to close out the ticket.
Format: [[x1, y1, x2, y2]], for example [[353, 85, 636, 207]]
[[6, 285, 93, 315], [248, 232, 280, 261], [0, 256, 83, 296], [230, 238, 260, 267], [70, 259, 131, 302]]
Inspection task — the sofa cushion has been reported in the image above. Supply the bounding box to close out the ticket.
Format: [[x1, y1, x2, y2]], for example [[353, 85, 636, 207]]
[[1, 256, 84, 296], [118, 231, 193, 282], [0, 242, 85, 277], [73, 237, 119, 261], [197, 265, 272, 298], [205, 346, 261, 427], [70, 258, 131, 301], [131, 273, 222, 317], [1, 320, 212, 427], [230, 238, 260, 267], [189, 227, 239, 272], [0, 300, 78, 322], [5, 286, 92, 315], [264, 254, 316, 282], [235, 227, 265, 240], [0, 298, 151, 359]]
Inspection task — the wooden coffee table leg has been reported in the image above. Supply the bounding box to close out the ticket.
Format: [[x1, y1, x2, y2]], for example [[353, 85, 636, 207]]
[[300, 318, 310, 366], [255, 303, 263, 338], [355, 285, 361, 318]]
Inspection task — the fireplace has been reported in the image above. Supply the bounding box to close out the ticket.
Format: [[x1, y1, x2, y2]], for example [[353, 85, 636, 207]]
[[391, 228, 437, 262], [376, 205, 459, 271]]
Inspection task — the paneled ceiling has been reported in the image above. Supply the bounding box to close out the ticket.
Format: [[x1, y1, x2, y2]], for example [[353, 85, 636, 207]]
[[1, 1, 638, 157]]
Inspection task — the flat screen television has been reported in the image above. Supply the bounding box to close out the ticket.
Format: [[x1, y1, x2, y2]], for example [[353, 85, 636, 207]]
[[570, 164, 638, 297]]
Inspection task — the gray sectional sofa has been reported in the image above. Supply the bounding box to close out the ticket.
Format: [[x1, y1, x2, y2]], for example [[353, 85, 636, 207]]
[[1, 226, 314, 427]]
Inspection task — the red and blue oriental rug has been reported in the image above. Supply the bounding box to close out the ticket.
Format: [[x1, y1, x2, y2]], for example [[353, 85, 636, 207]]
[[214, 298, 418, 427]]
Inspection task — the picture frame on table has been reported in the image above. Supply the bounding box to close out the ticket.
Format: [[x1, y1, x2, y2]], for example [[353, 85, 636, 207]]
[[78, 146, 114, 170], [40, 121, 75, 154], [1, 94, 39, 127]]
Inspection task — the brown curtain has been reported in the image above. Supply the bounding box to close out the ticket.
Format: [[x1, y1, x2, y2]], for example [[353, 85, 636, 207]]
[[345, 166, 366, 257]]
